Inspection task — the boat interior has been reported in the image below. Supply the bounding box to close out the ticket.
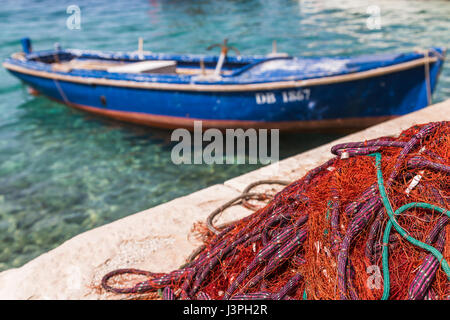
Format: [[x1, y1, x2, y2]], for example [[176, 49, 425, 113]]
[[50, 57, 238, 76], [12, 42, 436, 82], [22, 49, 265, 77]]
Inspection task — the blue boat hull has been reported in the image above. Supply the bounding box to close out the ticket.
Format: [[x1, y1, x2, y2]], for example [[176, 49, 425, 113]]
[[3, 47, 445, 130]]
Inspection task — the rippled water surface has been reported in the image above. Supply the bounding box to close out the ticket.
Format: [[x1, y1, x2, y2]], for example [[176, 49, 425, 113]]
[[0, 0, 449, 271]]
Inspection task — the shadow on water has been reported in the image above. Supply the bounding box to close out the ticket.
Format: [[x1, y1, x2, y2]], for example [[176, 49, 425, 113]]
[[16, 95, 343, 160]]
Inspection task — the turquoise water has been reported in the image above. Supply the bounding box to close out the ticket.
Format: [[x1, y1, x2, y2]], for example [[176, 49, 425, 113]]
[[0, 0, 449, 271]]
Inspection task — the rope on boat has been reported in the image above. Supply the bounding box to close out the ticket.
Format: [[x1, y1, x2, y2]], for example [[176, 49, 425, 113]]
[[424, 50, 432, 106], [414, 48, 446, 106], [53, 79, 69, 104]]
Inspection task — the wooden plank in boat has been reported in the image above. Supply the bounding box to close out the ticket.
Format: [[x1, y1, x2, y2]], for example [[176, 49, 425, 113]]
[[107, 60, 177, 74]]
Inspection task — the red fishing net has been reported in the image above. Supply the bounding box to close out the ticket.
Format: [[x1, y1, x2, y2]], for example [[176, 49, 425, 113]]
[[101, 121, 449, 300]]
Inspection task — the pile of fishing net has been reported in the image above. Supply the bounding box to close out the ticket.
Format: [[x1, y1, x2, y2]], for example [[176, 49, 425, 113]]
[[102, 121, 449, 300]]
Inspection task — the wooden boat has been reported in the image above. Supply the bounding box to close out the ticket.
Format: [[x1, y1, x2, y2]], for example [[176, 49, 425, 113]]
[[3, 38, 446, 131]]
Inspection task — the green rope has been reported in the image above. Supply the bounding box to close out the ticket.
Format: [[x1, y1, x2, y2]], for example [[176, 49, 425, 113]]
[[324, 200, 332, 236], [326, 200, 332, 220], [370, 153, 450, 300]]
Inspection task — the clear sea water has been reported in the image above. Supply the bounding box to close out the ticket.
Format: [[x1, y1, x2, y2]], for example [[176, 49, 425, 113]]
[[0, 0, 449, 271]]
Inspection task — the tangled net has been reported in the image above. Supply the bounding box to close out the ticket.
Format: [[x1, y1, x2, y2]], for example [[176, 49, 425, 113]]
[[102, 121, 449, 300]]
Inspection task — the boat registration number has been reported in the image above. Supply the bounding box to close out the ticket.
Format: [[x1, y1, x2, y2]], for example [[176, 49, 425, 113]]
[[255, 89, 311, 105]]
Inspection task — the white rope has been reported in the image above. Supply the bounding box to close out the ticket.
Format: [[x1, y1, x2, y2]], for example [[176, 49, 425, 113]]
[[214, 51, 226, 77]]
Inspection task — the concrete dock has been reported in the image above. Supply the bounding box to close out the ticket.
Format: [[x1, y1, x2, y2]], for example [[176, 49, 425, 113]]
[[0, 99, 449, 299]]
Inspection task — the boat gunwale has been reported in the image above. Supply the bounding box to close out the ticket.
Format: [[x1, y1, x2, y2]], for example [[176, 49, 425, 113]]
[[3, 54, 440, 92]]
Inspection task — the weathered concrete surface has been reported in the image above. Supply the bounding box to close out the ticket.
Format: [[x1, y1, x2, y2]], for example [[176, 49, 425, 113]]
[[0, 99, 448, 299]]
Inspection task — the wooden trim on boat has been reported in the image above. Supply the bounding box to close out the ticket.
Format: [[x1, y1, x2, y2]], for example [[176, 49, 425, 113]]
[[52, 98, 395, 131], [3, 56, 437, 92]]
